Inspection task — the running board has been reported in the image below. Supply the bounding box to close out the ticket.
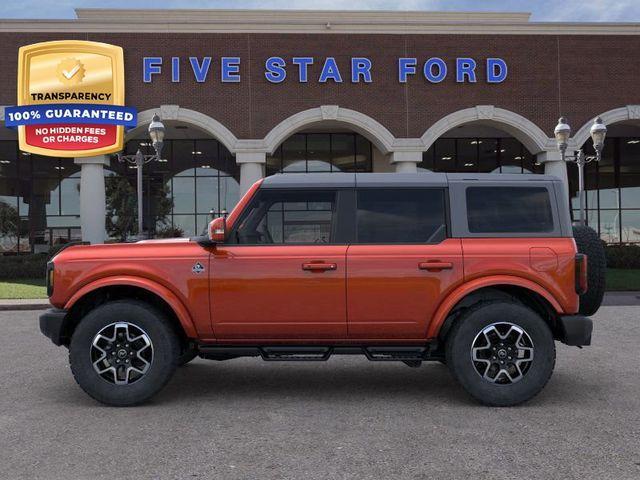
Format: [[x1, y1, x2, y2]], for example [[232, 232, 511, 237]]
[[198, 344, 440, 362]]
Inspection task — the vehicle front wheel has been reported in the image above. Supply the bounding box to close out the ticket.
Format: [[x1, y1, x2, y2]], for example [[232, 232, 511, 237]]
[[69, 300, 180, 406], [445, 301, 555, 407]]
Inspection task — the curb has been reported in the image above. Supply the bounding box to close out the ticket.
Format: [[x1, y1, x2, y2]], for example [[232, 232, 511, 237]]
[[0, 301, 50, 311]]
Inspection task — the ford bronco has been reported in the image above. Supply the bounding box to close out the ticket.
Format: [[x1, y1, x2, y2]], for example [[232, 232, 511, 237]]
[[39, 173, 605, 407]]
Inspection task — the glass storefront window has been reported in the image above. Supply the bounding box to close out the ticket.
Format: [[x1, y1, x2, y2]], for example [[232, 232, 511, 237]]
[[307, 134, 331, 172], [600, 210, 621, 244], [354, 134, 373, 172], [478, 138, 499, 173], [421, 136, 532, 174], [456, 138, 478, 170], [196, 176, 219, 214], [620, 137, 640, 208], [500, 138, 524, 173], [621, 210, 640, 243], [101, 138, 240, 239], [332, 134, 355, 172], [60, 176, 80, 216], [434, 138, 456, 171], [173, 140, 195, 177], [172, 177, 196, 214], [267, 133, 373, 174], [172, 214, 196, 237], [567, 136, 640, 244], [282, 134, 306, 173]]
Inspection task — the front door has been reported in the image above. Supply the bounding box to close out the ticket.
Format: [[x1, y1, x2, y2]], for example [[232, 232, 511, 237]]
[[210, 188, 348, 340], [346, 187, 464, 340]]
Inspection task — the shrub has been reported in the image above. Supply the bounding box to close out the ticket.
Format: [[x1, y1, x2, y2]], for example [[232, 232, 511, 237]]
[[0, 254, 48, 280], [605, 244, 640, 269], [155, 226, 185, 239]]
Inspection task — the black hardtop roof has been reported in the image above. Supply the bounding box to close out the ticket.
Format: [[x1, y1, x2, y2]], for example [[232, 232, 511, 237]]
[[260, 172, 560, 189]]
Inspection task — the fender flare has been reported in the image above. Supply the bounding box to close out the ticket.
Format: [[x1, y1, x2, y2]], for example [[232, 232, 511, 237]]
[[64, 276, 198, 338], [427, 275, 563, 339]]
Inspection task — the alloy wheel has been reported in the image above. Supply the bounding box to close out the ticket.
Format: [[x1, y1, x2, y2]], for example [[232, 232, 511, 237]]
[[90, 322, 154, 385], [470, 322, 534, 384]]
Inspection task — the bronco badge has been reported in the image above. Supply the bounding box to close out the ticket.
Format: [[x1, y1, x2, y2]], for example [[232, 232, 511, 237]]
[[192, 262, 205, 274]]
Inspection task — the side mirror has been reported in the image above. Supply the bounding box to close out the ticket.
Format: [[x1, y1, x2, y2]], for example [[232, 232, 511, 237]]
[[208, 216, 226, 243]]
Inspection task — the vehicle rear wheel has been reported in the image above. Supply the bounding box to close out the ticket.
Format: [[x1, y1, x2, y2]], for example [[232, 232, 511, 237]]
[[445, 301, 555, 407], [69, 300, 180, 406], [572, 224, 606, 316]]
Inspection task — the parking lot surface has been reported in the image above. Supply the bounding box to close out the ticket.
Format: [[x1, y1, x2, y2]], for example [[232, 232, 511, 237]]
[[1, 307, 639, 480]]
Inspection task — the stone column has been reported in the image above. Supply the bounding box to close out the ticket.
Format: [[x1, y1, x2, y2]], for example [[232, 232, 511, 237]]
[[237, 152, 266, 196], [74, 155, 109, 244], [537, 151, 568, 195], [390, 151, 422, 173]]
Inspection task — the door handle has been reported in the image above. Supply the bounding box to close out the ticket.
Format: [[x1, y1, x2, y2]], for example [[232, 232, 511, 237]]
[[302, 262, 337, 272], [419, 261, 453, 271]]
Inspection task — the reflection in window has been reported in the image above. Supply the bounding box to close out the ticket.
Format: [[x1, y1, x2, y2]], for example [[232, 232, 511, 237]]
[[0, 145, 82, 253], [467, 187, 554, 233], [356, 189, 447, 243], [117, 138, 240, 238], [267, 133, 372, 174], [235, 190, 335, 244], [419, 137, 537, 174], [567, 136, 640, 244]]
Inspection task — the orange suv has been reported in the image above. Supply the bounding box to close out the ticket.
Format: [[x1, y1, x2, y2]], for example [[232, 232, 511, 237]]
[[39, 173, 604, 407]]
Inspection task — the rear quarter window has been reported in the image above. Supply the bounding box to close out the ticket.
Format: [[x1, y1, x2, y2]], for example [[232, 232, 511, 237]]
[[466, 186, 554, 233]]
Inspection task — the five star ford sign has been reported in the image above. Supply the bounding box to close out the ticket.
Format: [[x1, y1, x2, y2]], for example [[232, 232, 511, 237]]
[[4, 40, 137, 157]]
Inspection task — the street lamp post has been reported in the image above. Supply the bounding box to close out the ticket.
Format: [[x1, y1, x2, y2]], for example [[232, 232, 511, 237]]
[[117, 114, 166, 239], [554, 116, 607, 226]]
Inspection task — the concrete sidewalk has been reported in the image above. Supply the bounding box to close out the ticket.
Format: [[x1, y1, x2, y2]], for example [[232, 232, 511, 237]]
[[1, 292, 640, 311], [601, 291, 640, 306]]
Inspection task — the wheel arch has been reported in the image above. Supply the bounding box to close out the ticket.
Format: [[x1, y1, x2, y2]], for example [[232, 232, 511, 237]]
[[60, 277, 197, 346], [430, 277, 563, 341]]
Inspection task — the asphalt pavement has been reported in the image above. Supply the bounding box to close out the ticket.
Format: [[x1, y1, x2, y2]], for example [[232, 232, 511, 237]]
[[0, 307, 639, 480]]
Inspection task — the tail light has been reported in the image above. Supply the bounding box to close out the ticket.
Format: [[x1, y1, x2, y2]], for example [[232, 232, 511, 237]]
[[575, 254, 588, 295]]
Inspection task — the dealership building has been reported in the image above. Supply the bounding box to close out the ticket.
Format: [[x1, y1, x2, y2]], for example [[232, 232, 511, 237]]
[[0, 8, 640, 252]]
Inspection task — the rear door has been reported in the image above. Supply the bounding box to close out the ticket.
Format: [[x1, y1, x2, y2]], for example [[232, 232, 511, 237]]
[[346, 187, 464, 339], [210, 188, 350, 340]]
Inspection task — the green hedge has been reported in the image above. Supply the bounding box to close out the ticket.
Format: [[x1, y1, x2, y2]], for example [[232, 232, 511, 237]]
[[605, 245, 640, 269], [0, 254, 48, 280]]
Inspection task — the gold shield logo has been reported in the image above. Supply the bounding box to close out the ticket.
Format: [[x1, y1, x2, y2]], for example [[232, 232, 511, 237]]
[[16, 40, 126, 157]]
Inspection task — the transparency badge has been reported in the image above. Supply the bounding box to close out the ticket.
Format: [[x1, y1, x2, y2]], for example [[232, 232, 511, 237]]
[[5, 40, 136, 157]]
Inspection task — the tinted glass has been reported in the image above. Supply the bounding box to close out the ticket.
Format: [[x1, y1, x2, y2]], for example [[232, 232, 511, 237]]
[[235, 190, 335, 244], [356, 189, 447, 243], [466, 187, 554, 233]]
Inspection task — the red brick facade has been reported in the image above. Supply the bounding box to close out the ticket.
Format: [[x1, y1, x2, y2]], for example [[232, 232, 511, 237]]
[[0, 31, 638, 140]]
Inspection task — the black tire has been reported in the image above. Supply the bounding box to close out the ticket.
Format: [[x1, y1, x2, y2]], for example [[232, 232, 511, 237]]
[[69, 300, 180, 406], [445, 301, 556, 407], [573, 224, 606, 316], [177, 345, 198, 366]]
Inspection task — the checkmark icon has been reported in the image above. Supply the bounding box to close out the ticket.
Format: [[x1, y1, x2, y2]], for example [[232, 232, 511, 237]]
[[62, 64, 80, 79]]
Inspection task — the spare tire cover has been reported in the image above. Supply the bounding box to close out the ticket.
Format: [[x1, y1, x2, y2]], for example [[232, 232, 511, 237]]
[[572, 225, 606, 316]]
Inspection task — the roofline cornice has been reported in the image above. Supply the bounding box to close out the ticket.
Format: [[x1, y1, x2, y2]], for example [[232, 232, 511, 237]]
[[0, 9, 638, 35]]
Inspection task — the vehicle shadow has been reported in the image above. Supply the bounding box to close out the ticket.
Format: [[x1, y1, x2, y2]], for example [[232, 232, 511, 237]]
[[156, 359, 475, 406]]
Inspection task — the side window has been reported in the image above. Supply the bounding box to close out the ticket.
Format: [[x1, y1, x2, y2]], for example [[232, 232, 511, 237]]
[[234, 190, 336, 244], [466, 186, 554, 233], [356, 188, 447, 243]]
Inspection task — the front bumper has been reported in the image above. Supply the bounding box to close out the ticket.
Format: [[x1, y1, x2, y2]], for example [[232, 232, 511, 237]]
[[39, 308, 68, 346], [558, 315, 593, 346]]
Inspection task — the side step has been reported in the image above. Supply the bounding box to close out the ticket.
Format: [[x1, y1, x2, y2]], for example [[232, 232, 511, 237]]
[[198, 344, 438, 362], [363, 346, 428, 361], [261, 346, 332, 361]]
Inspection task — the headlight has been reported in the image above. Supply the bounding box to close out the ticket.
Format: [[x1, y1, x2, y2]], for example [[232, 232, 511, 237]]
[[46, 262, 54, 297]]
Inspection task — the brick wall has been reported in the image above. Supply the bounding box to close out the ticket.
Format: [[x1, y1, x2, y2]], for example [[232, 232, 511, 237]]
[[0, 32, 638, 140]]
